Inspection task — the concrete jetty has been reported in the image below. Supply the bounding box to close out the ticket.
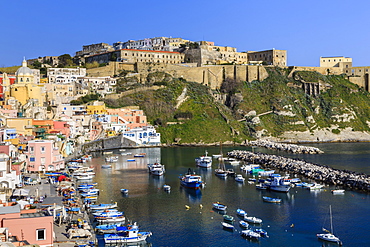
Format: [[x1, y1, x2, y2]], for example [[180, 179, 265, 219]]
[[228, 150, 370, 192], [245, 140, 324, 154]]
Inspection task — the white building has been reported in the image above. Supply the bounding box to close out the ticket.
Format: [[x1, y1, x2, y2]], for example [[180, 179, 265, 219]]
[[0, 153, 19, 189], [122, 125, 161, 146], [47, 67, 87, 84], [79, 76, 117, 97]]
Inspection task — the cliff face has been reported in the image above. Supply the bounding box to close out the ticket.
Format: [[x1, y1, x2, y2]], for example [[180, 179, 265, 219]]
[[105, 68, 370, 144]]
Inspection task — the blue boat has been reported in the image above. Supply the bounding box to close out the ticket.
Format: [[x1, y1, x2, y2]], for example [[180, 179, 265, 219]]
[[95, 223, 123, 234], [239, 220, 249, 228], [262, 196, 282, 203], [236, 208, 247, 217], [179, 169, 204, 189], [89, 202, 118, 210], [254, 228, 268, 237], [104, 223, 152, 244]]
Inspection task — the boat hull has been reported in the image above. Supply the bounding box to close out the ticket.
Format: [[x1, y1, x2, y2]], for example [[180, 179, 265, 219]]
[[104, 232, 152, 243]]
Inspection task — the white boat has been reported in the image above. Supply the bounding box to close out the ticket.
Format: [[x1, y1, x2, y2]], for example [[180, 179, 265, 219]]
[[268, 176, 291, 192], [97, 216, 126, 224], [89, 202, 118, 211], [195, 151, 212, 168], [236, 208, 247, 217], [235, 174, 245, 183], [240, 164, 260, 172], [239, 220, 249, 228], [163, 184, 171, 191], [258, 170, 275, 176], [148, 162, 165, 176], [241, 230, 261, 240], [105, 156, 119, 163], [221, 222, 234, 230], [120, 189, 128, 195], [309, 183, 325, 190], [212, 154, 222, 159], [244, 216, 263, 224], [102, 164, 112, 169], [316, 205, 342, 245], [224, 158, 239, 165], [213, 202, 227, 211], [75, 173, 94, 180], [104, 222, 152, 244], [331, 189, 345, 194]]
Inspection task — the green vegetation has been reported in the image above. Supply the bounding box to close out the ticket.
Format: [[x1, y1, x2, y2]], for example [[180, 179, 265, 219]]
[[70, 93, 101, 105], [0, 66, 21, 73], [104, 68, 370, 144]]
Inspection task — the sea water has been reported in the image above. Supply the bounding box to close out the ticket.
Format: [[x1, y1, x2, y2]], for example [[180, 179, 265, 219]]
[[87, 143, 370, 246]]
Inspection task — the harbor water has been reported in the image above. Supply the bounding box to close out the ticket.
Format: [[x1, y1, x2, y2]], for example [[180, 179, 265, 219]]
[[84, 142, 370, 246]]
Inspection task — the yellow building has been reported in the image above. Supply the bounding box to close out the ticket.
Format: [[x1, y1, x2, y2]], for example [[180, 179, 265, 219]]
[[86, 101, 107, 115], [5, 118, 34, 136], [8, 59, 45, 106]]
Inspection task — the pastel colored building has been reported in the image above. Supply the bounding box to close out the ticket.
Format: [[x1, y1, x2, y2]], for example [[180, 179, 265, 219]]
[[5, 118, 34, 136], [106, 108, 147, 130], [24, 140, 64, 172], [0, 205, 54, 247], [86, 101, 106, 115]]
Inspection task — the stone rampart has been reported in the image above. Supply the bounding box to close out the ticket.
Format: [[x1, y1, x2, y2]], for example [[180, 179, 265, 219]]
[[82, 134, 139, 153]]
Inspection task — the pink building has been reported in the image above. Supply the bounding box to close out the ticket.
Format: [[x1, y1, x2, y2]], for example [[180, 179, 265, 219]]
[[52, 121, 70, 137], [107, 108, 147, 130], [25, 140, 64, 172], [0, 205, 53, 246]]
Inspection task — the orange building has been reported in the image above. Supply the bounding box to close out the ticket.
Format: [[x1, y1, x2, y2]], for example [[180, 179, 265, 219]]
[[107, 108, 147, 130]]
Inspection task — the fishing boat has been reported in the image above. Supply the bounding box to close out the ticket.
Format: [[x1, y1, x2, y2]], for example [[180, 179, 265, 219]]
[[235, 174, 245, 183], [212, 202, 227, 211], [104, 222, 152, 244], [92, 208, 119, 215], [179, 169, 204, 189], [89, 202, 118, 211], [215, 144, 228, 178], [268, 176, 291, 192], [221, 222, 234, 230], [95, 223, 123, 234], [241, 230, 261, 240], [308, 183, 325, 190], [262, 196, 282, 203], [97, 215, 126, 224], [127, 159, 136, 162], [236, 208, 247, 217], [316, 205, 342, 245], [195, 151, 213, 168], [93, 210, 124, 218], [148, 162, 165, 176], [244, 216, 263, 224], [239, 220, 249, 228]]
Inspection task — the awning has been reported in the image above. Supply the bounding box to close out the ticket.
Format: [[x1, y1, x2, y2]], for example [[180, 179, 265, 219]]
[[12, 189, 30, 196]]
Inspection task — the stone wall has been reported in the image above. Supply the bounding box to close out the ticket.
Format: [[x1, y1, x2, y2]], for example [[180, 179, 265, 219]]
[[288, 66, 343, 77], [82, 134, 139, 153], [86, 63, 136, 77]]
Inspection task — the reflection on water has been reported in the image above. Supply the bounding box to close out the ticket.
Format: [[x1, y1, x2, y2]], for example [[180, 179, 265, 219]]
[[179, 186, 202, 204]]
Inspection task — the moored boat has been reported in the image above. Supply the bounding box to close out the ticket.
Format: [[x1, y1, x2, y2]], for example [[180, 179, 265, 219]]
[[212, 202, 227, 211], [235, 174, 245, 183], [262, 196, 282, 203], [148, 162, 165, 176], [163, 184, 171, 191], [221, 222, 234, 230], [179, 169, 204, 189], [239, 220, 249, 228], [241, 229, 260, 240], [236, 208, 247, 217], [331, 189, 345, 194], [89, 202, 118, 211], [104, 223, 152, 244], [244, 216, 262, 224], [268, 176, 291, 192], [223, 215, 234, 223], [195, 151, 213, 168], [120, 189, 128, 195]]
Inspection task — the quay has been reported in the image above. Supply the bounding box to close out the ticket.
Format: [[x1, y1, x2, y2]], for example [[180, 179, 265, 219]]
[[20, 175, 97, 247], [228, 150, 370, 192], [245, 140, 324, 154]]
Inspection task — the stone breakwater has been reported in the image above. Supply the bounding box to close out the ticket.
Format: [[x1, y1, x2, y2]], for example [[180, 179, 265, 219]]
[[246, 140, 324, 154], [228, 150, 370, 192]]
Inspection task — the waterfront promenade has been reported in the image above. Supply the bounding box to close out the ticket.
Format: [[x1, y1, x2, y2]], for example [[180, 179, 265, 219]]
[[22, 175, 96, 247]]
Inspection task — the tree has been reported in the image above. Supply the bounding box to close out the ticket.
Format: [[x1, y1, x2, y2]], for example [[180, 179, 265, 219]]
[[58, 54, 74, 67], [31, 61, 42, 69]]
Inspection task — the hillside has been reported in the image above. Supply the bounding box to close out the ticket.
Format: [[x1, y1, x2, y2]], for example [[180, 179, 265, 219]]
[[105, 68, 370, 144]]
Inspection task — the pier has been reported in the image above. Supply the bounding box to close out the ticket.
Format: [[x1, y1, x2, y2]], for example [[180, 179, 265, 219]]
[[245, 140, 324, 154], [228, 150, 370, 192]]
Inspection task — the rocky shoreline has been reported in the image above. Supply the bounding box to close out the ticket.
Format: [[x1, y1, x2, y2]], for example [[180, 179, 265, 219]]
[[228, 150, 370, 192]]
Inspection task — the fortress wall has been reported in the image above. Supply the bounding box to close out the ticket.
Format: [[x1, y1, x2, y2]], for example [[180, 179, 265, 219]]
[[349, 76, 365, 88], [288, 66, 343, 77]]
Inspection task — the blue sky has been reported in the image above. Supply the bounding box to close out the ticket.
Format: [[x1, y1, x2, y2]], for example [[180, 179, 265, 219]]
[[1, 0, 369, 67]]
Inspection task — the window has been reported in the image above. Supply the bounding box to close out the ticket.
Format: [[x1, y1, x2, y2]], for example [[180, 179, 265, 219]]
[[41, 146, 45, 153], [30, 156, 35, 162], [30, 147, 34, 154], [36, 229, 46, 240]]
